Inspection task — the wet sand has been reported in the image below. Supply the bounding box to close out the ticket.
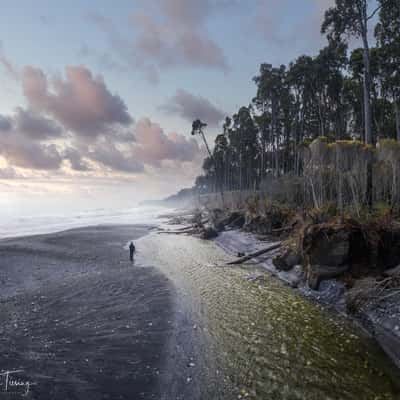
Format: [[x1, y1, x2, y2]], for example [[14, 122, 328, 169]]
[[0, 225, 399, 400], [0, 225, 174, 399]]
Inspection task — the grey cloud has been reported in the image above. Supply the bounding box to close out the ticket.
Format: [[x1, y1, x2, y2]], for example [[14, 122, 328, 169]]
[[160, 0, 241, 27], [0, 167, 20, 179], [160, 89, 225, 127], [131, 11, 229, 73], [0, 108, 63, 140], [255, 0, 334, 50], [89, 2, 229, 84], [22, 65, 133, 138], [89, 142, 144, 173], [160, 0, 211, 26], [0, 132, 62, 170], [14, 107, 63, 140], [0, 108, 64, 170], [63, 147, 91, 171], [0, 115, 12, 131]]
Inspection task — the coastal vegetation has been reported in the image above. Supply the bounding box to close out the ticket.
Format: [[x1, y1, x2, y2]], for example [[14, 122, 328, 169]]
[[193, 0, 400, 216]]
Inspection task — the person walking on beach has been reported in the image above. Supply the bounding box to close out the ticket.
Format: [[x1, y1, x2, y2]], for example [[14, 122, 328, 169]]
[[129, 242, 136, 262]]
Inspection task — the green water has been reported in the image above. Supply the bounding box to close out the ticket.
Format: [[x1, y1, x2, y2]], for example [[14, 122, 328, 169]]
[[138, 233, 399, 400]]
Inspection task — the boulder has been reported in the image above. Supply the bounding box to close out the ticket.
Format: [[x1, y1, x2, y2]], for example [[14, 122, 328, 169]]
[[307, 264, 349, 290]]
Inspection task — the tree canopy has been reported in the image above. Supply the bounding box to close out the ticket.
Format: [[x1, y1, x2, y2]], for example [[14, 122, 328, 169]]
[[194, 0, 400, 212]]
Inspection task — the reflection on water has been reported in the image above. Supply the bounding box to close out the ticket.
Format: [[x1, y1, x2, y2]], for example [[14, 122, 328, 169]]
[[137, 233, 399, 400]]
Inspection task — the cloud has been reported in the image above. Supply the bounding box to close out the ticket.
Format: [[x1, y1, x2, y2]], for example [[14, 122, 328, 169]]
[[160, 89, 225, 127], [22, 65, 133, 138], [0, 115, 12, 131], [0, 108, 68, 170], [13, 107, 64, 140], [87, 117, 201, 172], [0, 41, 19, 81], [0, 167, 21, 179], [131, 12, 228, 71], [133, 117, 200, 165], [0, 108, 64, 170], [63, 147, 91, 172], [255, 0, 334, 51], [78, 43, 125, 72], [160, 0, 212, 25], [89, 141, 144, 173], [88, 1, 229, 83], [1, 60, 203, 180], [0, 132, 62, 170]]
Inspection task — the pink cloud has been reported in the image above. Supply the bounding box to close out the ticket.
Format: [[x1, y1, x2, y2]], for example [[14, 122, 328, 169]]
[[133, 118, 200, 165], [22, 65, 133, 138]]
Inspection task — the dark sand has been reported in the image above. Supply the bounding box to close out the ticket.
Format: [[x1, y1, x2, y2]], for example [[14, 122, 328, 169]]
[[0, 225, 174, 400]]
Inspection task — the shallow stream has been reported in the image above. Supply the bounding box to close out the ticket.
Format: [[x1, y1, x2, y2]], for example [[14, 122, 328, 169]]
[[137, 232, 400, 400]]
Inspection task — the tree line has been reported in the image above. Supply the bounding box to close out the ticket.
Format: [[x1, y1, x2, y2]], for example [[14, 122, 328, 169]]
[[194, 0, 400, 212]]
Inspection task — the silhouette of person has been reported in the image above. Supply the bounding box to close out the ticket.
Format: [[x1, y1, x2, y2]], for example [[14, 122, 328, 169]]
[[129, 242, 136, 262]]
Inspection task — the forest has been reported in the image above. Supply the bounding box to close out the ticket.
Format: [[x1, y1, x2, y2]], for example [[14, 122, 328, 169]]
[[194, 0, 400, 215]]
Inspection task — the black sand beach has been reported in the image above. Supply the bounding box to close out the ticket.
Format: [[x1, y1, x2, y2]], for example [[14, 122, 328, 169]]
[[0, 225, 173, 399], [0, 224, 399, 400]]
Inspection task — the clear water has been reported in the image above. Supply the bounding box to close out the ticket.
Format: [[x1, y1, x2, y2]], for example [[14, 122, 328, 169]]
[[137, 232, 400, 400]]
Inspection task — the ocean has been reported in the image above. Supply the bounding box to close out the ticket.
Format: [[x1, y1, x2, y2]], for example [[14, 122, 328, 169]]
[[0, 205, 169, 239]]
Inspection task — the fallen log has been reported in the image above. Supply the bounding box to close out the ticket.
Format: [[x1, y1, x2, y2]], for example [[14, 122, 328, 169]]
[[227, 243, 281, 265], [158, 228, 198, 235], [271, 226, 290, 233]]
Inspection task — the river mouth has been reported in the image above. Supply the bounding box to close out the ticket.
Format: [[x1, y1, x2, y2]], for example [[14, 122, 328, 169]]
[[137, 232, 400, 400]]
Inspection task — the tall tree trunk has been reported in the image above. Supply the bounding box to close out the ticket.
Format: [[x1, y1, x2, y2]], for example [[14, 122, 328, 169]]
[[272, 95, 279, 178], [360, 7, 373, 208], [239, 153, 243, 191], [362, 43, 373, 144], [395, 100, 400, 141], [360, 7, 373, 145], [317, 94, 325, 137]]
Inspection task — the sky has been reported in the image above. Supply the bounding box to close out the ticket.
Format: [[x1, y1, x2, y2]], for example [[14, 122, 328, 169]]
[[0, 0, 344, 214]]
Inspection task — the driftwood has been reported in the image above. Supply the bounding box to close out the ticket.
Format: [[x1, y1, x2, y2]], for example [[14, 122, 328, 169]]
[[158, 228, 198, 235], [271, 226, 290, 233], [227, 243, 281, 265]]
